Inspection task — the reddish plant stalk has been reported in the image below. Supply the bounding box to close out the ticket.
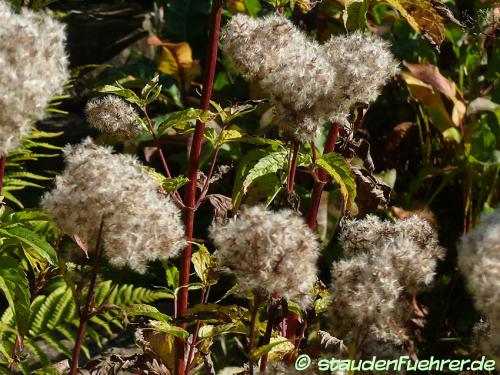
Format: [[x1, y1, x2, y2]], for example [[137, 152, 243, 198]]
[[0, 155, 6, 194], [306, 122, 341, 229], [185, 287, 207, 375], [69, 221, 105, 375], [259, 300, 279, 374], [142, 109, 184, 207], [287, 141, 300, 193], [285, 122, 341, 357], [175, 2, 222, 375]]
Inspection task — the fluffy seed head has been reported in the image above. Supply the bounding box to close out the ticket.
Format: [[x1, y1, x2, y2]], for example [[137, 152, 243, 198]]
[[41, 138, 186, 273], [323, 31, 399, 114], [0, 1, 69, 154], [221, 14, 337, 142], [209, 205, 320, 308], [458, 208, 500, 362], [338, 215, 444, 293], [221, 15, 398, 142], [330, 215, 444, 345], [86, 95, 142, 140]]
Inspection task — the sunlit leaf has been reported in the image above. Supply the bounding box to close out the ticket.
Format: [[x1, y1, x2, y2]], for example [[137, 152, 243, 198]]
[[0, 256, 31, 336], [381, 0, 446, 47], [315, 153, 356, 211]]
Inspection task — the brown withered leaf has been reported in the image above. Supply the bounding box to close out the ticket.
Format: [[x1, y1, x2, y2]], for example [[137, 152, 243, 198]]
[[352, 167, 391, 213], [206, 194, 233, 226], [343, 137, 375, 172], [384, 122, 418, 156]]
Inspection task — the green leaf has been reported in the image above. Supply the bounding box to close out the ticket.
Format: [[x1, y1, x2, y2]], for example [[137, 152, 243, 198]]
[[141, 75, 162, 105], [342, 0, 369, 30], [98, 84, 142, 106], [215, 129, 244, 146], [164, 262, 179, 289], [232, 149, 287, 209], [0, 256, 31, 336], [162, 175, 190, 192], [191, 243, 214, 285], [243, 0, 262, 16], [315, 153, 356, 211], [127, 304, 172, 323], [0, 227, 57, 265], [157, 108, 215, 136], [198, 322, 247, 338], [147, 320, 189, 340], [251, 338, 290, 360]]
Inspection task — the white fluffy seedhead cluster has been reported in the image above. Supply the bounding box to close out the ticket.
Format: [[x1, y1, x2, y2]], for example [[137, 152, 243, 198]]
[[458, 209, 500, 362], [323, 32, 399, 116], [41, 138, 186, 273], [86, 95, 142, 140], [0, 0, 69, 155], [209, 205, 320, 308], [331, 215, 444, 344], [220, 14, 398, 142]]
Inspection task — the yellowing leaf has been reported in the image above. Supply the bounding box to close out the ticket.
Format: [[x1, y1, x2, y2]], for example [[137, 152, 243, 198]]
[[157, 42, 201, 91], [381, 0, 445, 47], [403, 62, 466, 127]]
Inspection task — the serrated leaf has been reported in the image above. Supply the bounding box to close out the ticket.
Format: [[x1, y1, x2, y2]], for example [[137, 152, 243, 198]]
[[162, 176, 190, 192], [0, 256, 31, 336], [232, 150, 287, 209], [380, 0, 445, 47], [98, 85, 142, 106], [157, 108, 215, 136], [0, 227, 57, 265], [315, 153, 356, 211]]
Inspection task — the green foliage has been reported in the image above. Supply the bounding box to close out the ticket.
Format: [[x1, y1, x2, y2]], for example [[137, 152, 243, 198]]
[[0, 281, 170, 370], [2, 130, 62, 208]]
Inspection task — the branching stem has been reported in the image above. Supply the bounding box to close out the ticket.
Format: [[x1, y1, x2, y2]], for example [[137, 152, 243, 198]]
[[69, 220, 105, 375], [175, 1, 223, 374]]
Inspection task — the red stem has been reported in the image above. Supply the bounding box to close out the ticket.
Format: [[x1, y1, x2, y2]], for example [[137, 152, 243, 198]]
[[285, 122, 341, 358], [185, 287, 207, 375], [175, 2, 222, 375], [306, 122, 340, 229], [0, 155, 6, 194], [142, 109, 184, 207], [259, 300, 279, 374], [287, 141, 300, 193], [70, 220, 105, 375]]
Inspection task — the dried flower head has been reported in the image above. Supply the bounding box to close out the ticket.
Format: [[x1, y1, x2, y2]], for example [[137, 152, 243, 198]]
[[86, 95, 142, 140], [330, 215, 444, 345], [220, 15, 398, 142], [323, 31, 399, 115], [221, 14, 337, 142], [41, 138, 186, 273], [458, 208, 500, 361], [0, 0, 69, 154], [209, 205, 320, 307], [338, 215, 444, 294]]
